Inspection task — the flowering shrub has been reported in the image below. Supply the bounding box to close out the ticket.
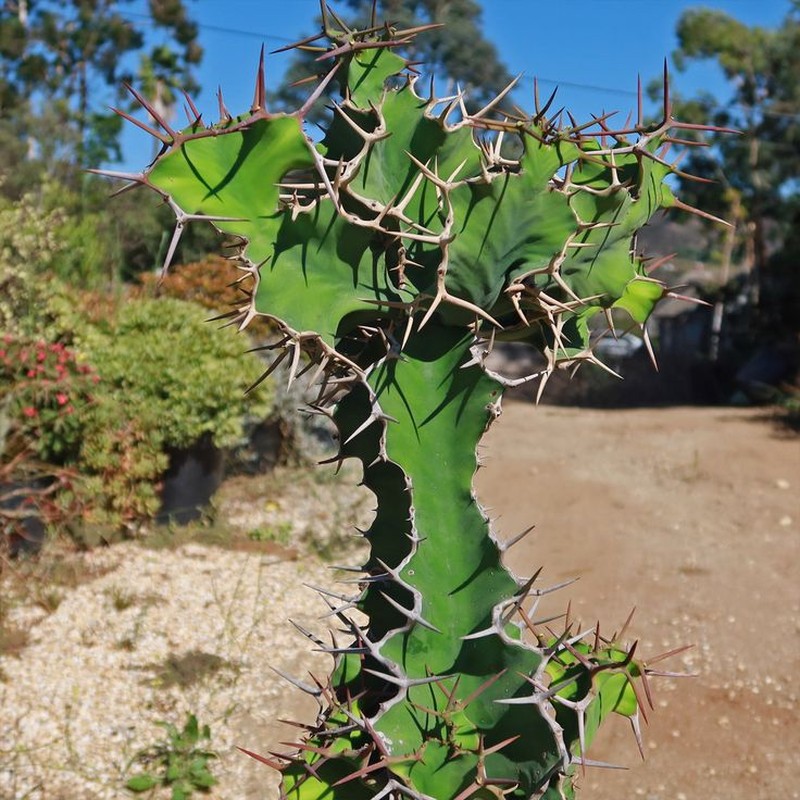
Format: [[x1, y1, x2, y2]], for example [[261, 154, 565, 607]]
[[137, 256, 275, 338], [0, 336, 99, 464], [1, 277, 276, 541]]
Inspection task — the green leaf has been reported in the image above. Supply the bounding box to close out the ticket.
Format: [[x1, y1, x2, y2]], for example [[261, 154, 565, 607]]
[[183, 714, 199, 744], [126, 774, 159, 792]]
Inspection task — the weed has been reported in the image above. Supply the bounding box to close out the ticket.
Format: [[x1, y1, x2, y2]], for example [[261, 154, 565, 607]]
[[247, 520, 292, 546], [107, 585, 136, 612], [33, 586, 63, 613], [125, 714, 216, 799]]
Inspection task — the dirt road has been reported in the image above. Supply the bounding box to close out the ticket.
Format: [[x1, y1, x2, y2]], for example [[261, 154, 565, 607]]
[[478, 404, 799, 799]]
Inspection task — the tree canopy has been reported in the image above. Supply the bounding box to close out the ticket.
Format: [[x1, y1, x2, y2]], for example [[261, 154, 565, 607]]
[[667, 2, 799, 341], [0, 0, 202, 181]]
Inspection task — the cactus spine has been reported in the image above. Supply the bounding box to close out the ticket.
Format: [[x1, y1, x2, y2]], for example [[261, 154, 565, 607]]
[[106, 6, 722, 798]]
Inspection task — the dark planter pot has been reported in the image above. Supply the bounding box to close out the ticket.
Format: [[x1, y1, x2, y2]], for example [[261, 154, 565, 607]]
[[0, 478, 52, 556], [157, 435, 224, 526]]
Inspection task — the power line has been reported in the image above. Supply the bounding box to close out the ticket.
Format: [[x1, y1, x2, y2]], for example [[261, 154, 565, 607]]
[[119, 11, 294, 44], [120, 10, 799, 122]]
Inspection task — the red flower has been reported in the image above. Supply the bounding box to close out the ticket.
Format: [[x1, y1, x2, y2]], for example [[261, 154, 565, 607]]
[[65, 405, 75, 414], [27, 369, 36, 378], [56, 393, 69, 406], [22, 406, 38, 418]]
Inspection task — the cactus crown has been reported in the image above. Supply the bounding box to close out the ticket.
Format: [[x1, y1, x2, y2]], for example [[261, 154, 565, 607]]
[[104, 5, 719, 798]]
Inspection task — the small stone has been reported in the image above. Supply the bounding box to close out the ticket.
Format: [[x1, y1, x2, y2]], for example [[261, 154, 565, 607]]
[[779, 515, 792, 527], [776, 478, 790, 490]]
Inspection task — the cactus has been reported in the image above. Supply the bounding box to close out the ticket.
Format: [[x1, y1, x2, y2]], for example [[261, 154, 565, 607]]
[[101, 6, 725, 798]]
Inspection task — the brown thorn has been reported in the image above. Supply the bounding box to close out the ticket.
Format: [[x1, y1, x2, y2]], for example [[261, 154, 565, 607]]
[[533, 83, 559, 124], [452, 782, 482, 800], [663, 135, 710, 148], [299, 60, 342, 118], [245, 350, 288, 394], [236, 746, 285, 771], [670, 121, 741, 135], [332, 758, 389, 787], [122, 82, 177, 139], [672, 198, 732, 227], [252, 45, 266, 112], [666, 291, 712, 307], [460, 669, 508, 709], [616, 606, 637, 642], [637, 74, 643, 128], [628, 674, 650, 725], [394, 22, 446, 37], [640, 667, 655, 710], [641, 324, 658, 371], [217, 86, 231, 122], [630, 714, 646, 761], [110, 106, 171, 144], [270, 31, 326, 55], [290, 74, 321, 89], [470, 74, 522, 120], [645, 643, 694, 666], [319, 38, 411, 62], [643, 251, 676, 275], [182, 90, 202, 126], [324, 4, 351, 34]]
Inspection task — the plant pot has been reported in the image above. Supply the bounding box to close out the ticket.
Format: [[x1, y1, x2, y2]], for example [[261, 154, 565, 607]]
[[157, 435, 224, 526], [0, 478, 51, 556]]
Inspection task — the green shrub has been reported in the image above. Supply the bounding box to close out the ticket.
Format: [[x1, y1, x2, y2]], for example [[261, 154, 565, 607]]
[[77, 295, 272, 450], [70, 294, 272, 529]]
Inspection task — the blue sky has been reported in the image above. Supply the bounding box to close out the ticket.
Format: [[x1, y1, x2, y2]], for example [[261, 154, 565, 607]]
[[118, 0, 792, 170]]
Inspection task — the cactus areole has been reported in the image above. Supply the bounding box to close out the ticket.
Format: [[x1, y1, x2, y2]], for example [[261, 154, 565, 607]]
[[107, 6, 723, 798]]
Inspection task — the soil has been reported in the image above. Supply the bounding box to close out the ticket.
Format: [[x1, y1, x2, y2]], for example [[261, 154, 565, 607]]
[[476, 403, 799, 800]]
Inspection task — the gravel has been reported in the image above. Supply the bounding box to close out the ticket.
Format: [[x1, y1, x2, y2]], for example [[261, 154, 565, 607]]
[[0, 473, 373, 800]]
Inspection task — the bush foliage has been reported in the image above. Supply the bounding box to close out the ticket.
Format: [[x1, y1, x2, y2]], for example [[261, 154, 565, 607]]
[[1, 262, 273, 537]]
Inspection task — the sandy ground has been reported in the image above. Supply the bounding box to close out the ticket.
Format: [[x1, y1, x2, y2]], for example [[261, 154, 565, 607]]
[[477, 403, 799, 800]]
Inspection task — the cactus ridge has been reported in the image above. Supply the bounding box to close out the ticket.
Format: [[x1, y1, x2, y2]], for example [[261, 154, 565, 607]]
[[109, 5, 722, 798]]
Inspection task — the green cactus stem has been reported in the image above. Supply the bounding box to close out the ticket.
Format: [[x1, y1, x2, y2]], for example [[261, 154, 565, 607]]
[[103, 5, 725, 798]]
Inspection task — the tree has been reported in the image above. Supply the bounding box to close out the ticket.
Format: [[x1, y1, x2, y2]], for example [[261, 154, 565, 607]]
[[0, 0, 202, 180], [274, 0, 513, 117], [666, 3, 799, 343]]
